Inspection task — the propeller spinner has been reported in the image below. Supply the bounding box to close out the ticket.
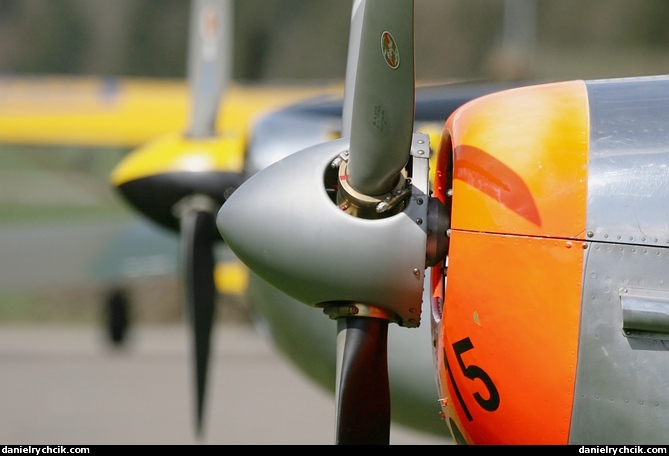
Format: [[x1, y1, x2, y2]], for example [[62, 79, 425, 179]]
[[110, 0, 237, 436], [218, 0, 448, 444]]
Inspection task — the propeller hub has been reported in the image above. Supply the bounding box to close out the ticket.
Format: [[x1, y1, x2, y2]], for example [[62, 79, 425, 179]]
[[217, 133, 447, 328], [336, 154, 409, 219]]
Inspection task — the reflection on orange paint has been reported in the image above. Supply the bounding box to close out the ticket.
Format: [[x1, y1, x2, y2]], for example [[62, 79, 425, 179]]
[[446, 80, 589, 239]]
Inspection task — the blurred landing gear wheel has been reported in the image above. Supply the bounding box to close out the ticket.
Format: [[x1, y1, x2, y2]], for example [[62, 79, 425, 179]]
[[106, 288, 130, 346]]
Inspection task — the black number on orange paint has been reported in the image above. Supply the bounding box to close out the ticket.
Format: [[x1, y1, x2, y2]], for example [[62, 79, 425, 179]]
[[452, 337, 500, 412]]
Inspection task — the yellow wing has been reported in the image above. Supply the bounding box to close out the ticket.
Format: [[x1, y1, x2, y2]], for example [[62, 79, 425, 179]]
[[0, 74, 341, 148]]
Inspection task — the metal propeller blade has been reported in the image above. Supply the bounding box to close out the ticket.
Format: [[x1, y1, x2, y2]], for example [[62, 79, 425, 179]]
[[341, 0, 365, 138], [186, 0, 232, 138], [182, 0, 232, 435], [334, 0, 414, 445], [180, 205, 217, 436], [109, 0, 240, 438], [346, 0, 415, 197], [335, 315, 390, 445]]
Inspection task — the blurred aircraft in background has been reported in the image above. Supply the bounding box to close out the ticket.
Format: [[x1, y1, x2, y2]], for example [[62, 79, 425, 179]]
[[0, 0, 339, 437]]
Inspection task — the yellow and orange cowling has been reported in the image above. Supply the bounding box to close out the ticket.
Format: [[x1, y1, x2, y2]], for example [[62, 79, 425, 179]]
[[431, 81, 590, 444]]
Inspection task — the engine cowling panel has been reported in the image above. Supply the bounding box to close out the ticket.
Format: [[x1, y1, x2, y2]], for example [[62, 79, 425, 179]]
[[432, 76, 669, 444]]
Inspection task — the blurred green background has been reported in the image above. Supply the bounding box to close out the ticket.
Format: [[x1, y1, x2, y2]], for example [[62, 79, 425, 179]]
[[2, 0, 669, 81]]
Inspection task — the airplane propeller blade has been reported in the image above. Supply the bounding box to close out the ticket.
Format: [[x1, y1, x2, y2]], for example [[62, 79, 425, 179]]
[[179, 0, 232, 436], [345, 0, 414, 197], [333, 0, 414, 444], [179, 204, 217, 435], [335, 315, 390, 444], [110, 0, 237, 437], [186, 0, 232, 138], [341, 0, 364, 138]]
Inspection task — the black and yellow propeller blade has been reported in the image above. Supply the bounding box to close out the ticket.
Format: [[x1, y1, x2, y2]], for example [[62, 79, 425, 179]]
[[218, 0, 429, 445], [181, 0, 232, 436], [110, 0, 237, 437]]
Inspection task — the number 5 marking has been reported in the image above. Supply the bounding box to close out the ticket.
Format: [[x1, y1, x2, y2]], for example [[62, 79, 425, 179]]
[[446, 337, 500, 421]]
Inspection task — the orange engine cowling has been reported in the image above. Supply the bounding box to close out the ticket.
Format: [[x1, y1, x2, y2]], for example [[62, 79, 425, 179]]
[[431, 76, 669, 444]]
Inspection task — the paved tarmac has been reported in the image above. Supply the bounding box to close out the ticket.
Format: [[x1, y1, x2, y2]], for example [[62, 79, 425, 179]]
[[0, 323, 453, 445]]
